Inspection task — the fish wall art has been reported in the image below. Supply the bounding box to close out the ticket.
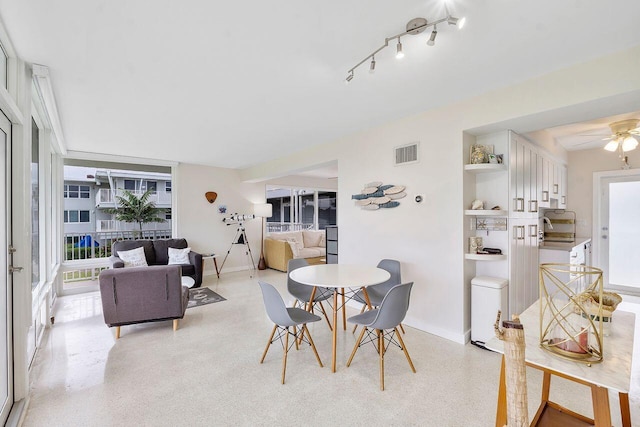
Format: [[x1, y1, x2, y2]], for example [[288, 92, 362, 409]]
[[351, 181, 405, 210]]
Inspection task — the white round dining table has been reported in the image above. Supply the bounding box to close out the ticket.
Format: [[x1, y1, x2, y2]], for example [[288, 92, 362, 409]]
[[289, 264, 391, 372]]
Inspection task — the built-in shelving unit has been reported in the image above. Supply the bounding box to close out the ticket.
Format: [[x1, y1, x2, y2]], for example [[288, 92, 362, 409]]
[[464, 164, 506, 173], [464, 253, 507, 261], [465, 210, 507, 216]]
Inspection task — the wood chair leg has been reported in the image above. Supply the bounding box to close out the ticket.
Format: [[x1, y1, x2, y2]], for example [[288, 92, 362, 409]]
[[260, 325, 277, 363], [173, 319, 179, 331], [115, 326, 121, 339], [379, 330, 385, 391], [318, 301, 333, 331], [395, 327, 416, 372], [347, 326, 367, 367], [293, 325, 300, 351], [590, 384, 611, 426], [303, 325, 323, 367], [399, 323, 406, 334], [495, 356, 507, 427], [282, 327, 289, 384]]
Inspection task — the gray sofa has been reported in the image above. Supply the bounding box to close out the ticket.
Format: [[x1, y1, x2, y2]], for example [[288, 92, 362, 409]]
[[110, 238, 203, 287], [99, 265, 189, 338]]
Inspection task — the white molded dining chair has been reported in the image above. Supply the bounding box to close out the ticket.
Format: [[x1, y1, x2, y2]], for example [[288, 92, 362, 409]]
[[258, 281, 324, 384], [346, 282, 415, 390]]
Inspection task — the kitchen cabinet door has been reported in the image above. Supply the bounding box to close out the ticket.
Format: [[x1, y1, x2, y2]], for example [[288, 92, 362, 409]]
[[539, 155, 551, 208], [559, 164, 568, 208], [509, 218, 539, 316]]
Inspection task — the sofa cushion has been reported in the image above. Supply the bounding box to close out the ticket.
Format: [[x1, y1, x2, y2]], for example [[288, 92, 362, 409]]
[[153, 238, 188, 265], [113, 240, 156, 265], [284, 239, 300, 258], [298, 247, 325, 258], [302, 230, 324, 248], [117, 247, 149, 268], [168, 247, 191, 265], [268, 231, 303, 250]]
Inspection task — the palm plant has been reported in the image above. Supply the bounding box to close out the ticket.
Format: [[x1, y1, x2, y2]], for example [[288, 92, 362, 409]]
[[104, 189, 166, 237]]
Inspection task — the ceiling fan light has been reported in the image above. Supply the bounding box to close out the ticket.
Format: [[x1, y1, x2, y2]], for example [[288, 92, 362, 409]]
[[622, 135, 638, 151], [604, 140, 619, 152]]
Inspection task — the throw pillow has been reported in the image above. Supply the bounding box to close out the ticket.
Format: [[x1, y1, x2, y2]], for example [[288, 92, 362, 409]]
[[302, 230, 323, 248], [168, 247, 191, 265], [284, 238, 300, 258], [117, 247, 148, 268]]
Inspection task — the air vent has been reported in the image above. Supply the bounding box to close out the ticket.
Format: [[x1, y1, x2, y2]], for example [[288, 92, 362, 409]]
[[394, 142, 419, 166]]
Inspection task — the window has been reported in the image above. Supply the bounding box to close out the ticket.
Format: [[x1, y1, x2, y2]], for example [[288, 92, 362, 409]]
[[124, 179, 137, 191], [64, 184, 90, 198], [165, 182, 171, 192], [31, 119, 40, 288], [64, 210, 90, 223], [144, 180, 157, 193]]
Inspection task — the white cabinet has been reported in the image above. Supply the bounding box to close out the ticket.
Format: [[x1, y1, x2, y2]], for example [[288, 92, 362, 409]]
[[539, 155, 551, 208], [509, 133, 538, 218], [509, 218, 539, 316], [558, 164, 567, 208]]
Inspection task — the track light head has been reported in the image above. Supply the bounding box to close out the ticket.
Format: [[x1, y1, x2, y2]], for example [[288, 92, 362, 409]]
[[345, 72, 354, 83], [396, 39, 404, 59], [447, 16, 458, 26], [369, 56, 376, 73], [427, 26, 437, 46]]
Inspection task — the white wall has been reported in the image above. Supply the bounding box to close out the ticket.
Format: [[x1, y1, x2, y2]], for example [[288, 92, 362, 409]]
[[239, 45, 640, 343], [266, 174, 338, 191], [175, 163, 266, 274]]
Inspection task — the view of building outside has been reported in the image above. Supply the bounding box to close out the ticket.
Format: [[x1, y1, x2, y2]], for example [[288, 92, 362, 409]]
[[63, 166, 173, 284], [266, 187, 336, 231]]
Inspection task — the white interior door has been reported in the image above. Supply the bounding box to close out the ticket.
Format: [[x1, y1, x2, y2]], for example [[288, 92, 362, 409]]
[[0, 112, 12, 424], [596, 171, 640, 294]]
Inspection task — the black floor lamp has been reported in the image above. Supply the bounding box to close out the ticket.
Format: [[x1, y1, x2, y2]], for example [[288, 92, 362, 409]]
[[254, 203, 273, 270]]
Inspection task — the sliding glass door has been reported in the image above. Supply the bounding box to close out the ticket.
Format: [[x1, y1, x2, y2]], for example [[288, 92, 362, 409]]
[[0, 112, 13, 424]]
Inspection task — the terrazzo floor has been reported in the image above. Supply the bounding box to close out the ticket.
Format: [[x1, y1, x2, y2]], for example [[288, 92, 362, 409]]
[[22, 269, 640, 426]]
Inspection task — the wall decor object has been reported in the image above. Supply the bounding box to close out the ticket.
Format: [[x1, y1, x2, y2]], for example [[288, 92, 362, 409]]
[[351, 182, 404, 210], [205, 191, 218, 204], [218, 205, 227, 214], [469, 144, 494, 164]]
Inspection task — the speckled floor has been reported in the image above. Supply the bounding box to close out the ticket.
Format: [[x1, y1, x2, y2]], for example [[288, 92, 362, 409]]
[[23, 270, 640, 426]]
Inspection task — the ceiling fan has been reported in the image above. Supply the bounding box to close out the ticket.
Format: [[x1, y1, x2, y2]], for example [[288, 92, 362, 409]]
[[601, 119, 639, 154]]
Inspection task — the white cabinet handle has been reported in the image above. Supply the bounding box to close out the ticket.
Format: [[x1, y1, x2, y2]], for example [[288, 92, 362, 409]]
[[528, 200, 538, 212], [514, 225, 525, 240], [542, 191, 549, 202], [553, 184, 559, 194], [514, 198, 524, 212], [529, 224, 537, 238], [561, 196, 566, 205]]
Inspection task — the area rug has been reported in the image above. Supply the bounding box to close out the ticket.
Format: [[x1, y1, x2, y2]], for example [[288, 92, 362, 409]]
[[188, 288, 226, 309]]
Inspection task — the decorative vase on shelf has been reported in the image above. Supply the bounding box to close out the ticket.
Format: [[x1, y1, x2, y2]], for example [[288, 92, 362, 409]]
[[471, 147, 486, 164]]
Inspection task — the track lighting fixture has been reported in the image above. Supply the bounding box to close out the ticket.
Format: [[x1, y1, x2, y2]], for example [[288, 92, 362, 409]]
[[427, 25, 437, 46], [345, 71, 354, 83], [396, 39, 404, 59], [344, 4, 465, 82]]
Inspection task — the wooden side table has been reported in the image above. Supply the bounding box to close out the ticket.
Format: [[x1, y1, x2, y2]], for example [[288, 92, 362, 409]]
[[201, 254, 220, 278]]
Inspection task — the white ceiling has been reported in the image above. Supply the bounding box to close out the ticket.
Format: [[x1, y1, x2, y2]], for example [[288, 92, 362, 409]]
[[1, 1, 640, 169]]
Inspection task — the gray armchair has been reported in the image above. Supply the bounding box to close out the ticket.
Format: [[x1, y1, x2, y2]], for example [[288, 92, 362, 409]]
[[99, 265, 189, 338], [109, 238, 203, 287]]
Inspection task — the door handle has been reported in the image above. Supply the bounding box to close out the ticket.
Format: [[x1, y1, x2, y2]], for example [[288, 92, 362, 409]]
[[9, 266, 23, 273]]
